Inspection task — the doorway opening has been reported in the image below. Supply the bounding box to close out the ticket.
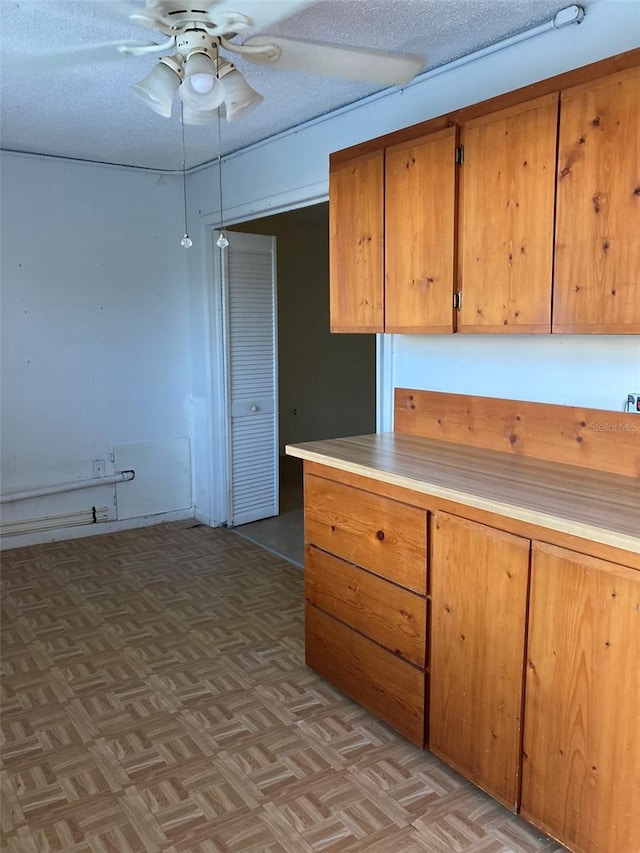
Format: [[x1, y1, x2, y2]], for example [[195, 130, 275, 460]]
[[229, 202, 376, 565]]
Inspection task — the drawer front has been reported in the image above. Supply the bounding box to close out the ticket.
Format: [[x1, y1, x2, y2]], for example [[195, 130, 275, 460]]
[[305, 545, 426, 668], [304, 474, 427, 594], [306, 605, 425, 747]]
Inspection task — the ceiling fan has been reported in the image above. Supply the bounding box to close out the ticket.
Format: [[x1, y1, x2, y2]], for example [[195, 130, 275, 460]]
[[38, 0, 425, 125]]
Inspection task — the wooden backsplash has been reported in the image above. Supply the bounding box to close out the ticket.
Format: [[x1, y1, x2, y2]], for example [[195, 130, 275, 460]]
[[394, 388, 640, 478]]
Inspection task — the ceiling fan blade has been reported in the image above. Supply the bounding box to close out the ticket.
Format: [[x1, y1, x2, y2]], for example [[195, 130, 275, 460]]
[[241, 36, 425, 86], [15, 40, 162, 71]]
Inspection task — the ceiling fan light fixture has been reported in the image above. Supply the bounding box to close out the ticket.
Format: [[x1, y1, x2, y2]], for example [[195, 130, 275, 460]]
[[132, 57, 182, 118], [180, 52, 225, 110], [221, 68, 263, 122]]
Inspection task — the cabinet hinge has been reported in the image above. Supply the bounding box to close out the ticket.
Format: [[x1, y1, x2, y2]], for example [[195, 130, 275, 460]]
[[453, 291, 462, 310], [455, 145, 465, 165]]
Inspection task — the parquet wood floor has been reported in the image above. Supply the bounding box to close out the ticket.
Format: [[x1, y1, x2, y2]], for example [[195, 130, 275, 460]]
[[1, 522, 564, 852]]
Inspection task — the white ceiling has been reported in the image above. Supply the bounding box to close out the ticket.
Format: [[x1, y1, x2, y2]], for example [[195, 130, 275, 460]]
[[0, 0, 603, 172]]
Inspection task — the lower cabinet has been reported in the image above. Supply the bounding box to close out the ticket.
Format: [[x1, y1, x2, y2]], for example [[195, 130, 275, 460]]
[[429, 512, 530, 809], [302, 465, 639, 853], [521, 542, 640, 853]]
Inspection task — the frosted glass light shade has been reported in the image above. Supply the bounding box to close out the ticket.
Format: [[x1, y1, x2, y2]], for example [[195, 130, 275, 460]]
[[133, 61, 181, 117], [181, 105, 219, 125], [222, 69, 263, 122], [180, 53, 225, 110]]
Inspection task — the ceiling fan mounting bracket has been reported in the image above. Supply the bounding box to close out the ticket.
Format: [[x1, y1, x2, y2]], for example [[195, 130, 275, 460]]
[[132, 1, 254, 38], [176, 29, 221, 59]]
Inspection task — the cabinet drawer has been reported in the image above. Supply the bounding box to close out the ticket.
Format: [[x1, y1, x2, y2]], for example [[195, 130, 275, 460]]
[[305, 545, 426, 668], [305, 605, 425, 746], [304, 474, 427, 594]]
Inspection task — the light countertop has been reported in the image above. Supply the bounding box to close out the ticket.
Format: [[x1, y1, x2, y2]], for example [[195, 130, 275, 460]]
[[286, 433, 640, 556]]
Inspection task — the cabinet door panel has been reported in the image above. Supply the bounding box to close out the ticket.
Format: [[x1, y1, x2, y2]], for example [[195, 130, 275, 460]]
[[329, 151, 384, 332], [305, 545, 427, 667], [522, 542, 640, 853], [304, 474, 427, 594], [553, 67, 640, 333], [430, 512, 530, 809], [385, 127, 457, 333], [458, 94, 558, 332], [306, 605, 425, 746]]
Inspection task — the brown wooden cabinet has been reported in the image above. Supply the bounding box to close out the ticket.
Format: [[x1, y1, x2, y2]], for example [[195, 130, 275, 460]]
[[293, 386, 640, 853], [329, 150, 384, 332], [330, 95, 560, 336], [553, 66, 640, 333], [299, 454, 640, 853], [328, 52, 640, 335], [385, 127, 457, 333], [457, 95, 558, 332], [521, 542, 640, 852], [429, 512, 531, 809]]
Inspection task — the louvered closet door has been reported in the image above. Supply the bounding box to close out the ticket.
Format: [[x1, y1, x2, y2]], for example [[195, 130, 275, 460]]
[[223, 231, 278, 526]]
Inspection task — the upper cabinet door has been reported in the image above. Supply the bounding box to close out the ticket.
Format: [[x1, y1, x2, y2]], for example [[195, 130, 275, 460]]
[[329, 151, 384, 333], [553, 67, 640, 334], [457, 94, 559, 333], [385, 127, 457, 333]]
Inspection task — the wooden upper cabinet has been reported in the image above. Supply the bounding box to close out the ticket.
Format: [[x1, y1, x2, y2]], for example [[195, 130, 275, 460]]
[[328, 53, 639, 335], [522, 543, 640, 853], [329, 150, 384, 332], [429, 512, 530, 809], [385, 127, 457, 333], [553, 67, 640, 333], [457, 94, 559, 333]]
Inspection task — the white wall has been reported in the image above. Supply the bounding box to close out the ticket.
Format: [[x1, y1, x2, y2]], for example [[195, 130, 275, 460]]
[[392, 334, 640, 408], [0, 152, 193, 542], [186, 0, 640, 518]]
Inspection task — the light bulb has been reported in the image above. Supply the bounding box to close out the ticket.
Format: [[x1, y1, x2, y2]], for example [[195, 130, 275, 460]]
[[181, 233, 193, 248], [216, 231, 229, 249], [189, 73, 215, 94]]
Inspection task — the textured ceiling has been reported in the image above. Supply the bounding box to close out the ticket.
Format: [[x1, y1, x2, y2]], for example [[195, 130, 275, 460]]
[[0, 0, 602, 171]]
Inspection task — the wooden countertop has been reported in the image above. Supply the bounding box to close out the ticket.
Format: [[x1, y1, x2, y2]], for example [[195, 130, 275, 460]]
[[286, 433, 640, 555]]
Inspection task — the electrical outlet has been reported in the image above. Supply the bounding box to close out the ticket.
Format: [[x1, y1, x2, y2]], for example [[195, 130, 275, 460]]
[[290, 407, 298, 418], [626, 394, 640, 414], [93, 458, 105, 477]]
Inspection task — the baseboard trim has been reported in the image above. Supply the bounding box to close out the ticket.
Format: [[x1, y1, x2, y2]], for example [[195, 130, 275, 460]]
[[0, 508, 196, 551]]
